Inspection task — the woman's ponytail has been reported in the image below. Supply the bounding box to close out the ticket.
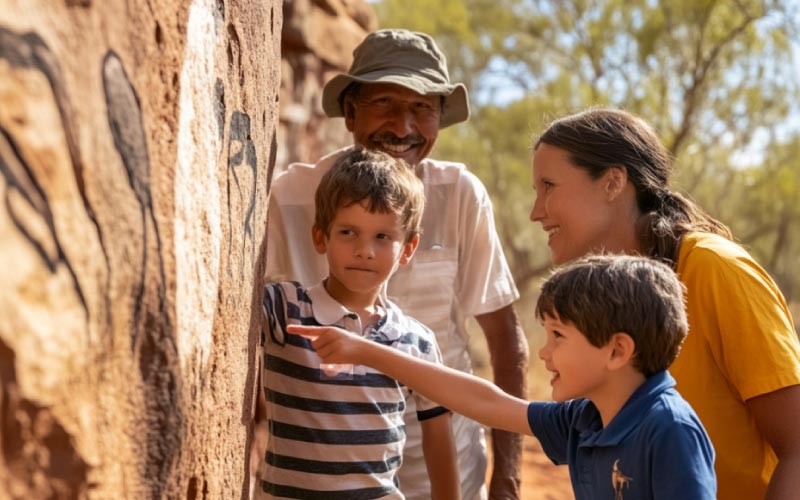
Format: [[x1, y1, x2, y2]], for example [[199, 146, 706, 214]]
[[638, 190, 732, 266]]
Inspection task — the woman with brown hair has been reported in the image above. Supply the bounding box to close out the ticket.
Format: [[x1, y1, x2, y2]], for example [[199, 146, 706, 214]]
[[529, 108, 800, 499]]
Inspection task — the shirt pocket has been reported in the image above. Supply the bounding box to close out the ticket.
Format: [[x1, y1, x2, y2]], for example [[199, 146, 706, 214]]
[[387, 246, 457, 339]]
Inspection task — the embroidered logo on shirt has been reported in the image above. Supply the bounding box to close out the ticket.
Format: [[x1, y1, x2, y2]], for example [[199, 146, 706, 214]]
[[612, 459, 632, 499]]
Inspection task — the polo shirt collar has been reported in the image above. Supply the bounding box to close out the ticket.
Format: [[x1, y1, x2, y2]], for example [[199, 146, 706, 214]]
[[577, 370, 675, 447], [306, 282, 354, 325], [306, 281, 390, 329]]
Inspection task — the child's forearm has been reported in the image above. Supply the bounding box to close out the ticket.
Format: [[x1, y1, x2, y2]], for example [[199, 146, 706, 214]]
[[377, 347, 530, 434], [288, 324, 532, 435]]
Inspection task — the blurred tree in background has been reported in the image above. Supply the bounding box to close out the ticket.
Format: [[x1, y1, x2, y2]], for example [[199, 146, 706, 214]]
[[375, 0, 800, 311]]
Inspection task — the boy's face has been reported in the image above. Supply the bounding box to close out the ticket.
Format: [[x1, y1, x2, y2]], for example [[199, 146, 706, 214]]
[[538, 312, 613, 403], [312, 201, 418, 304]]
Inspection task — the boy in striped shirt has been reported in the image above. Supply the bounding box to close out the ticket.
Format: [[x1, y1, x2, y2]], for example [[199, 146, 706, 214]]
[[259, 148, 459, 499]]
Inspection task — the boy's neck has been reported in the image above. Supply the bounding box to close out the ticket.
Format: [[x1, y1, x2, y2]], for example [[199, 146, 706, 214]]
[[323, 278, 385, 329], [591, 367, 647, 427]]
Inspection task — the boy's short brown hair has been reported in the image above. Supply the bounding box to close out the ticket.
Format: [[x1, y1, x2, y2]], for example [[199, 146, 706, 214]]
[[314, 148, 424, 242], [535, 255, 687, 377]]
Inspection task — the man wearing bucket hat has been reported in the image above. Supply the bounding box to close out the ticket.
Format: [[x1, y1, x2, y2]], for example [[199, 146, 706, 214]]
[[264, 29, 528, 500]]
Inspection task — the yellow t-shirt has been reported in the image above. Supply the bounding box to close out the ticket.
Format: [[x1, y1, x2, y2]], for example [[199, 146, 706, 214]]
[[673, 232, 800, 499]]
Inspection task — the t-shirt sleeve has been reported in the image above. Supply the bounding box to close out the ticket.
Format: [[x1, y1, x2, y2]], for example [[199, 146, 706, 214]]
[[403, 319, 450, 420], [453, 170, 519, 316], [527, 400, 580, 465], [262, 282, 289, 347], [647, 416, 717, 499], [681, 244, 800, 401]]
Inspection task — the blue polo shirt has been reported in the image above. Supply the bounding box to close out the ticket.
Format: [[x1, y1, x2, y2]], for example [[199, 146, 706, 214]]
[[528, 371, 716, 500]]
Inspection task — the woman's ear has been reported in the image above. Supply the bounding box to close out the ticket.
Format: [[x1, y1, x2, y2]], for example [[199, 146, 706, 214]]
[[607, 332, 636, 371], [311, 225, 327, 255], [603, 166, 628, 201]]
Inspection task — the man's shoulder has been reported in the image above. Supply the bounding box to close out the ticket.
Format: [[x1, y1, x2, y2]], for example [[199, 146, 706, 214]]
[[421, 157, 487, 191], [272, 148, 351, 188], [422, 156, 467, 170], [422, 157, 467, 179]]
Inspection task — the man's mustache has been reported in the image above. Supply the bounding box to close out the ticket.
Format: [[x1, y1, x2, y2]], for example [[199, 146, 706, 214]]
[[369, 131, 424, 147]]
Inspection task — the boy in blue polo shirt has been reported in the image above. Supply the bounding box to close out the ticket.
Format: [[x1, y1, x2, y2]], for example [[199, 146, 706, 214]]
[[290, 255, 717, 499], [260, 148, 460, 498]]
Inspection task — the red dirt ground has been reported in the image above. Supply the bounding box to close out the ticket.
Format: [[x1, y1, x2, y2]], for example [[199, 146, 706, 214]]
[[519, 436, 573, 499], [485, 433, 573, 499]]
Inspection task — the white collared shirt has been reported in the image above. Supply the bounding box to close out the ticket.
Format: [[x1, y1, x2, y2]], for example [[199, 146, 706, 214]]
[[265, 148, 519, 499]]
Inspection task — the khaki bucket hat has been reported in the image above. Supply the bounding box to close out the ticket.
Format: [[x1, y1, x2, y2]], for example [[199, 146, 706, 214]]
[[322, 29, 470, 128]]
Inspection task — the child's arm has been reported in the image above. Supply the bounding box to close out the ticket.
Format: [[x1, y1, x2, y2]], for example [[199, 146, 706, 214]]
[[287, 324, 532, 436], [420, 412, 461, 500]]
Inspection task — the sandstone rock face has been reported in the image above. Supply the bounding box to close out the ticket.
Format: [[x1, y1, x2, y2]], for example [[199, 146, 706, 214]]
[[0, 0, 281, 497], [277, 0, 377, 170]]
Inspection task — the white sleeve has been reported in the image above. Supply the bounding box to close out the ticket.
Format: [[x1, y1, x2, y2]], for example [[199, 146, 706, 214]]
[[454, 170, 519, 316]]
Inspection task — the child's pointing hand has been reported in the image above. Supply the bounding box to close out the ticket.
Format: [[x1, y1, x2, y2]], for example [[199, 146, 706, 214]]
[[286, 324, 370, 365]]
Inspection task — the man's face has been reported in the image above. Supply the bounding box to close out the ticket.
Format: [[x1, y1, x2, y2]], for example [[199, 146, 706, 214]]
[[344, 83, 441, 166]]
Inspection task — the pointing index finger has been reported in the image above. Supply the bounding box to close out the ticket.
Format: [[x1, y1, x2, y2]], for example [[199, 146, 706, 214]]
[[286, 324, 321, 340]]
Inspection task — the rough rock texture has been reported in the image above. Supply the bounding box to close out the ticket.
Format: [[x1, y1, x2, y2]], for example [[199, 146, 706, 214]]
[[245, 2, 376, 493], [0, 0, 281, 498], [277, 0, 377, 171]]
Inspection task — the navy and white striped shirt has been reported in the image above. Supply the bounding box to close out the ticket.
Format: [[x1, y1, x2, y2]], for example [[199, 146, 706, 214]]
[[261, 281, 447, 499]]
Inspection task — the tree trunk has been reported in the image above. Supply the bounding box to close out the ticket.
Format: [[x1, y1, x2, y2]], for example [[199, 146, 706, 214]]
[[0, 0, 281, 497]]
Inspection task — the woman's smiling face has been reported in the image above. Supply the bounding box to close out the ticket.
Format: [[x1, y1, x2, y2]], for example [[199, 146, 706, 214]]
[[530, 143, 620, 265]]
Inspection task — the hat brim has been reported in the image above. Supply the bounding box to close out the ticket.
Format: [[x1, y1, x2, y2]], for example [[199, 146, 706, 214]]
[[322, 72, 469, 128]]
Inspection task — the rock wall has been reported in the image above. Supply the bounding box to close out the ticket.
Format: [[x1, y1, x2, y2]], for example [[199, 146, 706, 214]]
[[0, 0, 281, 498], [277, 0, 377, 170]]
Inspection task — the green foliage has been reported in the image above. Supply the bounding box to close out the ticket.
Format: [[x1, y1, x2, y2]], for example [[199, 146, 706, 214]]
[[725, 140, 800, 299], [375, 0, 800, 306]]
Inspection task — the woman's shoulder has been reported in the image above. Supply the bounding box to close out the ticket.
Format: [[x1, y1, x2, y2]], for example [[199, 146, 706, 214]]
[[677, 232, 752, 273], [680, 231, 743, 256], [677, 232, 784, 299]]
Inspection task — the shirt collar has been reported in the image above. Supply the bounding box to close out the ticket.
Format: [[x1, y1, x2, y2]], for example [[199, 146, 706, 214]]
[[306, 282, 354, 326], [306, 280, 390, 328], [578, 370, 676, 447]]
